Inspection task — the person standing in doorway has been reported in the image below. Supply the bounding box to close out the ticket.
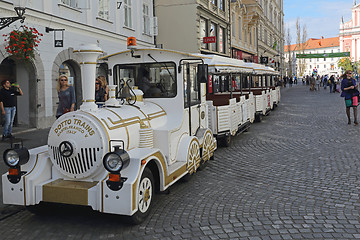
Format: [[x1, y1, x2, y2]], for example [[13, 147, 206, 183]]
[[56, 75, 76, 119], [0, 79, 23, 140], [341, 70, 359, 125]]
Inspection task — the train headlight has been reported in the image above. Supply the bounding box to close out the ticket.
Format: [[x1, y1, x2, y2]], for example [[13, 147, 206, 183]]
[[103, 146, 130, 173], [3, 146, 29, 167], [4, 150, 19, 167], [103, 153, 123, 172]]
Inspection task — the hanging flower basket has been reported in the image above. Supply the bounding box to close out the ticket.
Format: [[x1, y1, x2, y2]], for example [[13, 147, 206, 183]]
[[2, 25, 43, 60]]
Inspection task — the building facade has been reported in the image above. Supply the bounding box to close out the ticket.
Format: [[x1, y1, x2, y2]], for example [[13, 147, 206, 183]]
[[155, 0, 231, 56], [284, 37, 341, 77], [155, 0, 284, 75], [257, 0, 284, 75], [230, 0, 284, 74], [0, 0, 155, 128], [340, 1, 360, 62]]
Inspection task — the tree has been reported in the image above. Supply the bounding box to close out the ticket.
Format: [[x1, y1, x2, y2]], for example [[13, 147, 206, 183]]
[[338, 57, 358, 72], [285, 27, 293, 77], [296, 18, 308, 77]]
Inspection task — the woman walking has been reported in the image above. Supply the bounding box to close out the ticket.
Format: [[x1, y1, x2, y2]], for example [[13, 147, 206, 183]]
[[340, 70, 359, 125]]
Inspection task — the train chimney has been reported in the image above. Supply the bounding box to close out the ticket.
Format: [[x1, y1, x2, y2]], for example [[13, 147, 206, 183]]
[[74, 44, 103, 111]]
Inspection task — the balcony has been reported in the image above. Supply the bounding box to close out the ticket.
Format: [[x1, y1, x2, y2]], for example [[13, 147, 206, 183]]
[[242, 1, 261, 26]]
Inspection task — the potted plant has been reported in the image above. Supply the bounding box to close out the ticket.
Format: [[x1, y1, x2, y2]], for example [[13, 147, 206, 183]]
[[3, 25, 42, 60]]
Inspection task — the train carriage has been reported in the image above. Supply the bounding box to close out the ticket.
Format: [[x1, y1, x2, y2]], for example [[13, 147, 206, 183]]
[[202, 54, 279, 145]]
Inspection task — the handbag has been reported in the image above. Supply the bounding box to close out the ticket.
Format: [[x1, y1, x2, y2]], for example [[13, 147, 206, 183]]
[[352, 95, 359, 106], [63, 108, 70, 114]]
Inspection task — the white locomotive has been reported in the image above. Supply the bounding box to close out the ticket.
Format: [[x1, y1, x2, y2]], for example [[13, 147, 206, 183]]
[[2, 39, 280, 223], [2, 41, 217, 223]]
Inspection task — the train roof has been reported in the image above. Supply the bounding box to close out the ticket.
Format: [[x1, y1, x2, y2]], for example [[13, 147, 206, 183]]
[[99, 47, 278, 75], [99, 48, 206, 61], [194, 54, 278, 75]]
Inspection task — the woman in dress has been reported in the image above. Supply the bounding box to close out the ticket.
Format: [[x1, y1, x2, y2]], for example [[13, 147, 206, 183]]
[[56, 75, 76, 118], [340, 70, 359, 125]]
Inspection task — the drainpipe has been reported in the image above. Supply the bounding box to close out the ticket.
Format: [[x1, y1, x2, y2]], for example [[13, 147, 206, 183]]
[[153, 0, 157, 47], [229, 0, 231, 57], [256, 21, 259, 63]]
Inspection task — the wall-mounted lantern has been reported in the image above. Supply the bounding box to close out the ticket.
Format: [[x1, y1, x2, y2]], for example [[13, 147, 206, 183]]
[[0, 0, 27, 30]]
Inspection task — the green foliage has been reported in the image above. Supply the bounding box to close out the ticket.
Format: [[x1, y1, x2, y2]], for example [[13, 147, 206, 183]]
[[3, 26, 42, 60], [337, 57, 358, 72]]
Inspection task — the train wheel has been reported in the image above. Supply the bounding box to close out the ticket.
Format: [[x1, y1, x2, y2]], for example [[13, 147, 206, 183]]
[[130, 168, 154, 224], [255, 113, 262, 122], [201, 131, 214, 162], [186, 139, 200, 174], [220, 135, 231, 147]]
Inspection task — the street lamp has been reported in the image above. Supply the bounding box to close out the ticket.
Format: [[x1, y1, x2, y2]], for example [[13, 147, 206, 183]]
[[0, 0, 27, 30]]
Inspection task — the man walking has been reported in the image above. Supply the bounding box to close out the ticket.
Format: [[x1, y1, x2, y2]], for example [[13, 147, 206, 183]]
[[0, 80, 23, 140]]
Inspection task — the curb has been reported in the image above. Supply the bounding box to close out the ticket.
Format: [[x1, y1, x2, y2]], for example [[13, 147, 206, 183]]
[[12, 128, 38, 136], [0, 205, 24, 221]]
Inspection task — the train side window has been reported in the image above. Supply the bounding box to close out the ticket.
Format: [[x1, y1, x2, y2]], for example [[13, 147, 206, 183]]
[[184, 63, 200, 108], [213, 75, 220, 93]]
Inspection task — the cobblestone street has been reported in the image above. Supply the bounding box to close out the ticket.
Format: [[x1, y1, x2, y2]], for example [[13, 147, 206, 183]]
[[0, 85, 360, 240]]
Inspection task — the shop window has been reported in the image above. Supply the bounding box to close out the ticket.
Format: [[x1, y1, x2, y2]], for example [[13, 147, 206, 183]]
[[200, 18, 208, 49], [210, 22, 217, 52], [219, 27, 226, 54]]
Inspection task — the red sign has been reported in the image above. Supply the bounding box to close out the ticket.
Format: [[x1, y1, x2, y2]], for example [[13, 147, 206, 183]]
[[203, 36, 216, 44], [208, 75, 213, 93]]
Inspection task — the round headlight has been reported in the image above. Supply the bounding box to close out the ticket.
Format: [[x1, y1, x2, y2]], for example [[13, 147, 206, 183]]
[[4, 150, 20, 167], [103, 153, 123, 173]]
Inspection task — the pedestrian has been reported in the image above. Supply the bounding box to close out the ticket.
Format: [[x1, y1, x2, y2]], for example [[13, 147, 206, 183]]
[[340, 70, 359, 125], [56, 75, 76, 119], [315, 76, 320, 91], [0, 80, 23, 140], [329, 75, 335, 93], [310, 74, 315, 91], [323, 75, 328, 89], [96, 76, 108, 101]]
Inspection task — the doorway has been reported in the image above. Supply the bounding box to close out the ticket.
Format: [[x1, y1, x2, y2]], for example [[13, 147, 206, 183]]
[[0, 58, 37, 127]]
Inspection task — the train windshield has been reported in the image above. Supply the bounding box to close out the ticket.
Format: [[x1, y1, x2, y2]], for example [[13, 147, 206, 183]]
[[114, 62, 177, 98]]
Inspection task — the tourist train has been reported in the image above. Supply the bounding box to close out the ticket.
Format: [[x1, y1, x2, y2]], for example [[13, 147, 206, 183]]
[[2, 39, 280, 223]]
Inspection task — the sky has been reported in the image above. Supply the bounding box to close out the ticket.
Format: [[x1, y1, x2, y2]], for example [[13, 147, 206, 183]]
[[284, 0, 354, 44]]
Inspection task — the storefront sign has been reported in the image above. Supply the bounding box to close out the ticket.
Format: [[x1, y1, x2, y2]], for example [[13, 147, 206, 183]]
[[203, 36, 216, 44]]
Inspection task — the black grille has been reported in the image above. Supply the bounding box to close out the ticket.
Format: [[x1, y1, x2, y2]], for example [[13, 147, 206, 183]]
[[50, 146, 100, 175]]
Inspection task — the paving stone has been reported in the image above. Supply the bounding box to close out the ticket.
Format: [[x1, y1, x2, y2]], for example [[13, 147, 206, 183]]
[[1, 86, 360, 239]]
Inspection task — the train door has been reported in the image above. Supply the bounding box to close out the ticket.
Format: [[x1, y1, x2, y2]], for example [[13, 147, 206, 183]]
[[183, 61, 204, 135]]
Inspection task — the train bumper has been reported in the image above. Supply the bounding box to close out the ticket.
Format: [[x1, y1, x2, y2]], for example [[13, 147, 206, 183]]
[[2, 148, 140, 216]]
